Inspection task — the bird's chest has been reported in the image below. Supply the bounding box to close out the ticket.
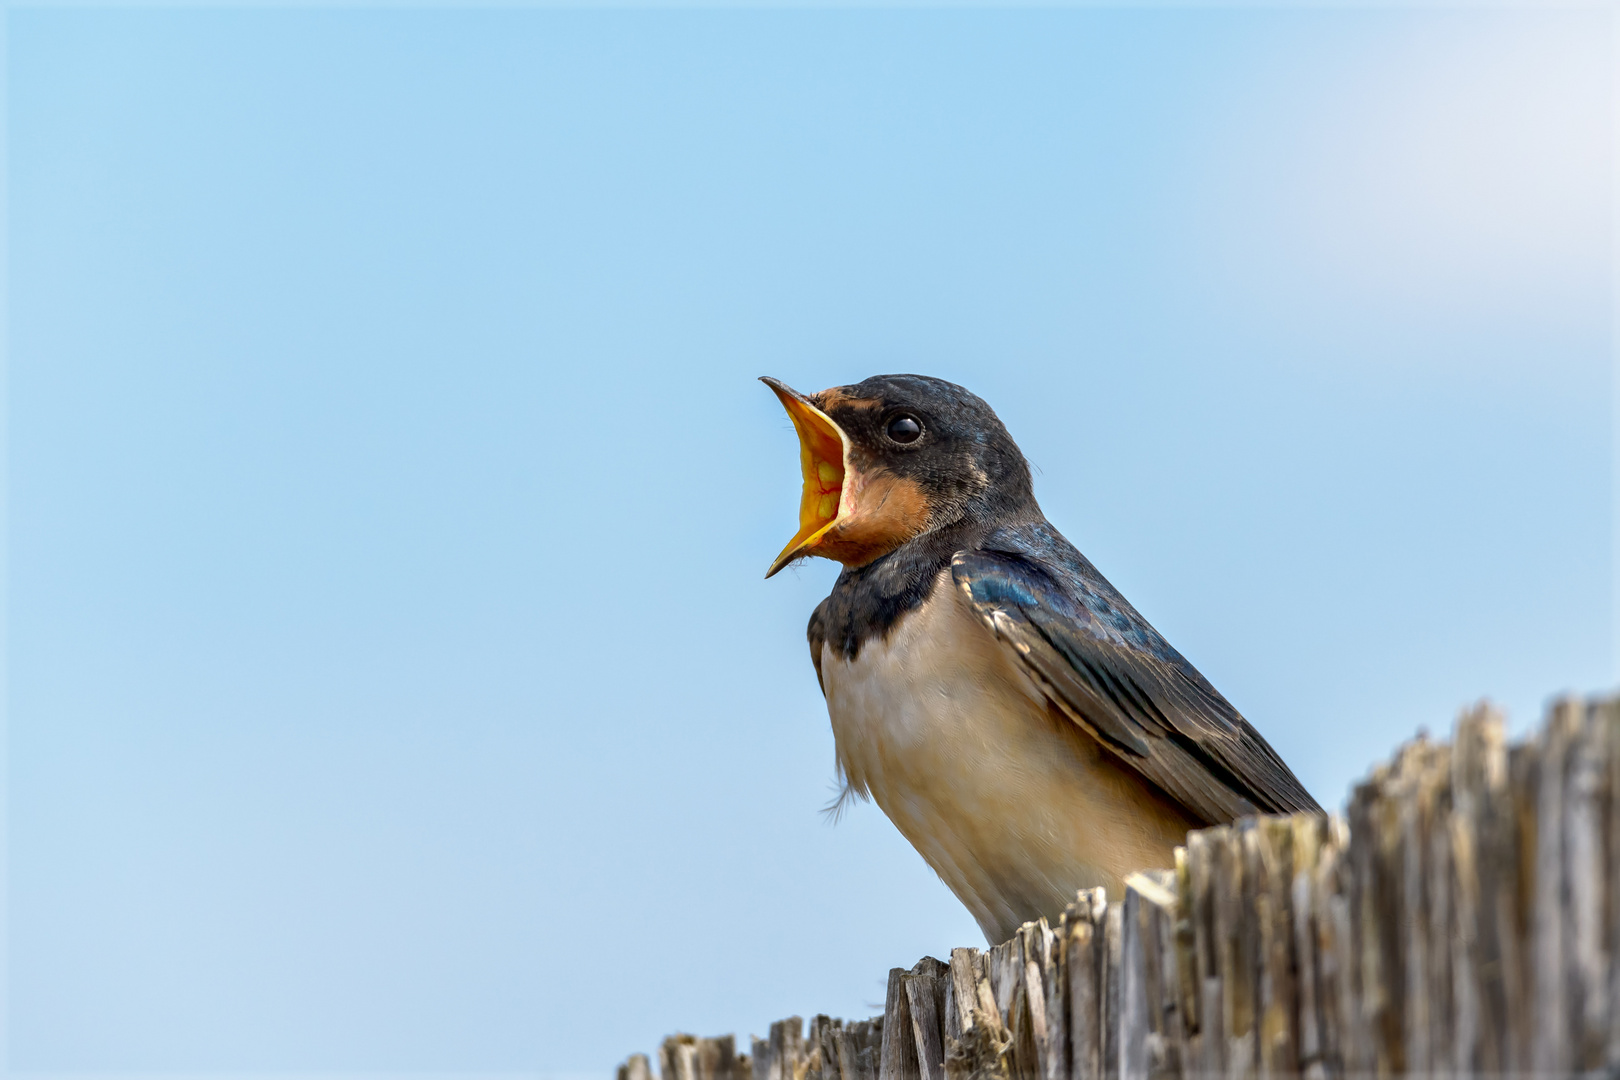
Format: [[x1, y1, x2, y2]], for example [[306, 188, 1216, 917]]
[[818, 571, 1053, 814], [815, 569, 1199, 943]]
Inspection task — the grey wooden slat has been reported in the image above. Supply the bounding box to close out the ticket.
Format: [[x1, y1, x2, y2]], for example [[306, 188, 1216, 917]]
[[1341, 776, 1374, 1078], [661, 1034, 698, 1080], [1255, 819, 1297, 1080], [1603, 699, 1620, 1073], [1312, 820, 1352, 1080], [1118, 886, 1148, 1080], [832, 1021, 861, 1080], [806, 1017, 837, 1080], [1009, 976, 1038, 1079], [1566, 705, 1610, 1069], [1104, 902, 1123, 1080], [1506, 738, 1539, 1073], [1396, 739, 1437, 1076], [905, 961, 949, 1080], [1183, 830, 1222, 1080], [1018, 920, 1060, 1080], [949, 948, 980, 1038], [849, 1018, 884, 1080], [880, 969, 916, 1080], [1068, 916, 1100, 1080], [989, 938, 1022, 1029], [1290, 817, 1323, 1080], [1125, 869, 1181, 1080], [1170, 847, 1199, 1077], [1532, 700, 1580, 1074], [1448, 708, 1488, 1074], [1225, 825, 1259, 1080], [1037, 918, 1067, 1080], [1039, 920, 1068, 1080], [696, 1035, 741, 1080]]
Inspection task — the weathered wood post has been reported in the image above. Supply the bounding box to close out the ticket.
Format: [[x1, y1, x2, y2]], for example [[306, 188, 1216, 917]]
[[621, 695, 1620, 1080]]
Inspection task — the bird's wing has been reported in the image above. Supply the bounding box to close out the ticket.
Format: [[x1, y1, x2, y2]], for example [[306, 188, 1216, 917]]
[[951, 547, 1320, 823]]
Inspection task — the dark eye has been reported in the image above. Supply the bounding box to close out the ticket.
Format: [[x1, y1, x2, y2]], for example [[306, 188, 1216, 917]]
[[886, 414, 923, 444]]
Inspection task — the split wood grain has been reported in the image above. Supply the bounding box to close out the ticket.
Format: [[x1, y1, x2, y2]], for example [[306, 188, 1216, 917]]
[[620, 695, 1620, 1080]]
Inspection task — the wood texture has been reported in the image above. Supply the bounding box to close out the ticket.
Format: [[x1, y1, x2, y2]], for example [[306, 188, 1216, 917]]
[[620, 695, 1620, 1080]]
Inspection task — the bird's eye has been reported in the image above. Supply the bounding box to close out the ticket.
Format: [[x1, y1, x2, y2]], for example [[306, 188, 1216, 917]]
[[886, 415, 923, 444]]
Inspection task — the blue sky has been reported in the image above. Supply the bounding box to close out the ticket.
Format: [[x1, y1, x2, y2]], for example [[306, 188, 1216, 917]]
[[7, 6, 1613, 1075]]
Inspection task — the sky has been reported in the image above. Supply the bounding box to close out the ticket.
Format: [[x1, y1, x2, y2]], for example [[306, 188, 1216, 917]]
[[6, 5, 1614, 1077]]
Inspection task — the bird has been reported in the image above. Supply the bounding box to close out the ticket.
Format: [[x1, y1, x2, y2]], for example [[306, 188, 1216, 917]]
[[761, 373, 1321, 946]]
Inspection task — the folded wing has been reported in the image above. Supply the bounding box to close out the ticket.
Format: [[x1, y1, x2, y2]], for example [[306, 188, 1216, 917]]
[[951, 546, 1321, 825]]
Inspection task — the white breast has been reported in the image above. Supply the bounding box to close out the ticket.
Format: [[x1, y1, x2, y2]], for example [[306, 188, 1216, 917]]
[[820, 569, 1197, 945]]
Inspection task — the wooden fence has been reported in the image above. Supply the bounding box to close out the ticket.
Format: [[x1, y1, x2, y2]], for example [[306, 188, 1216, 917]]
[[619, 696, 1620, 1079]]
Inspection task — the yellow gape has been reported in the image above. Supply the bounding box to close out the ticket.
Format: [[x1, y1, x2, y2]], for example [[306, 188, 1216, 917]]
[[762, 379, 850, 578]]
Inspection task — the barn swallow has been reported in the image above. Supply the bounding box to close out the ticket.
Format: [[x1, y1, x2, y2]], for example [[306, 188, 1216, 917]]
[[762, 374, 1321, 945]]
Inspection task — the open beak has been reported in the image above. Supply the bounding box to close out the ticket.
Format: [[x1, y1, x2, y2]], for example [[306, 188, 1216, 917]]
[[761, 376, 851, 578]]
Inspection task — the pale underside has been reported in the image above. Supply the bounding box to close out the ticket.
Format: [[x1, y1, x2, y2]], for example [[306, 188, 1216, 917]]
[[819, 570, 1200, 946]]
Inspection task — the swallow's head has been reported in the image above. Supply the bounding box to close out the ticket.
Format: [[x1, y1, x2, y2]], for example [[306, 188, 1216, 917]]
[[761, 373, 1036, 577]]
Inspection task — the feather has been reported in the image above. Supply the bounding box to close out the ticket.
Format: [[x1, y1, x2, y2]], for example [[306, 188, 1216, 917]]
[[950, 527, 1321, 824]]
